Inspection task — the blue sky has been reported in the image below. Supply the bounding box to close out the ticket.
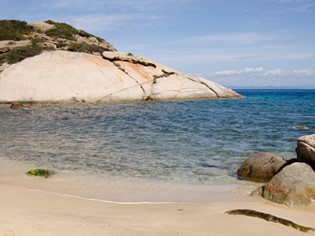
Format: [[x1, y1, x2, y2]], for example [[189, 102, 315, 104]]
[[1, 0, 315, 88]]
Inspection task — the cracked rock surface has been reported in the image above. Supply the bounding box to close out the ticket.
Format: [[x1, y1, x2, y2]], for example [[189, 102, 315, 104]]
[[0, 51, 242, 103]]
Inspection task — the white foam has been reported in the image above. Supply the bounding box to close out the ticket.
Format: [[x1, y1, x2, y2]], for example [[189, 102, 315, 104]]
[[29, 188, 177, 205]]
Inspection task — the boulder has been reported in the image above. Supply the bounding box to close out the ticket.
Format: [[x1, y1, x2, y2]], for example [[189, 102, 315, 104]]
[[237, 152, 287, 183], [296, 134, 315, 169], [252, 163, 315, 207]]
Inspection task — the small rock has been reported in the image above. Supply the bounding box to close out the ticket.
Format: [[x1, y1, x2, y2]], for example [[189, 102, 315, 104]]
[[253, 163, 315, 207], [0, 47, 10, 54], [10, 102, 24, 109], [237, 152, 287, 183], [296, 134, 315, 169]]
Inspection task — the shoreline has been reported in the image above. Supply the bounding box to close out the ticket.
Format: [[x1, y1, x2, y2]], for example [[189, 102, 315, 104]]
[[1, 183, 315, 236], [0, 158, 258, 204], [1, 159, 315, 235]]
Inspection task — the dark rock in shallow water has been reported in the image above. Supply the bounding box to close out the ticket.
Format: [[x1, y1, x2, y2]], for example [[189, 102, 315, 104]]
[[237, 152, 287, 183], [296, 134, 315, 169], [252, 163, 315, 207], [10, 102, 24, 109]]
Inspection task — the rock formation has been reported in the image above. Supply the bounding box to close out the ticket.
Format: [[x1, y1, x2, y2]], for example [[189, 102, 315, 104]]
[[0, 20, 241, 103], [237, 152, 287, 183], [296, 134, 315, 169], [238, 134, 315, 207]]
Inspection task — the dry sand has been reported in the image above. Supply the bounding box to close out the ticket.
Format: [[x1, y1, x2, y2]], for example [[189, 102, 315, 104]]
[[1, 160, 315, 236]]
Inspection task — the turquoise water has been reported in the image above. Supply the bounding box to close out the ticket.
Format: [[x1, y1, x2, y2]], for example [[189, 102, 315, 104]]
[[1, 89, 314, 185]]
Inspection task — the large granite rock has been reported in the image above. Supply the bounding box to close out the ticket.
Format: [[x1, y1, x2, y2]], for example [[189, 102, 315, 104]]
[[296, 134, 315, 169], [252, 163, 315, 207], [0, 51, 242, 103], [237, 152, 287, 183]]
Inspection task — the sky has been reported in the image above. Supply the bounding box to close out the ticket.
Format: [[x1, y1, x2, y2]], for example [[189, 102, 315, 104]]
[[1, 0, 315, 88]]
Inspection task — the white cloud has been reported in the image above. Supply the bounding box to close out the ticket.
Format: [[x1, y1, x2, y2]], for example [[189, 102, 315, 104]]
[[187, 33, 276, 45], [264, 69, 284, 76], [293, 69, 315, 76], [268, 0, 315, 13], [214, 67, 315, 78], [215, 67, 266, 76]]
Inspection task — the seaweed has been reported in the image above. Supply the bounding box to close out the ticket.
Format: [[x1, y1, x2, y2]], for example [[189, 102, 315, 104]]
[[226, 209, 315, 232], [26, 169, 54, 178]]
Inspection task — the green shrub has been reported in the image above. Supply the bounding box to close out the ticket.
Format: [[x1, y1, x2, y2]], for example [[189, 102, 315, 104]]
[[0, 20, 33, 41], [45, 20, 78, 41], [68, 42, 107, 53], [26, 169, 54, 178], [31, 37, 44, 45], [77, 30, 104, 42], [45, 20, 104, 42], [1, 44, 53, 64]]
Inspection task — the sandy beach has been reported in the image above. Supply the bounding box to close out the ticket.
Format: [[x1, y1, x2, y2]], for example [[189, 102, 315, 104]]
[[1, 159, 315, 236], [1, 184, 315, 236]]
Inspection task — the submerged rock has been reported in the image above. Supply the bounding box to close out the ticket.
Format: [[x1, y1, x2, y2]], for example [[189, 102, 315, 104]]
[[252, 163, 315, 207], [292, 125, 311, 130], [296, 134, 315, 169], [0, 51, 242, 103], [10, 102, 24, 109], [237, 152, 287, 183]]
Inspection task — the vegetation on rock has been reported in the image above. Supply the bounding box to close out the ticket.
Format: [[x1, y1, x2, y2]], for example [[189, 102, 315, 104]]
[[0, 44, 54, 64], [0, 19, 116, 67], [153, 70, 176, 80], [45, 20, 104, 42], [0, 20, 33, 41], [68, 42, 108, 54]]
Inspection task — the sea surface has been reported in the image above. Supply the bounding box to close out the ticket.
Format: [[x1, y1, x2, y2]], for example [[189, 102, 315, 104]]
[[1, 89, 315, 186]]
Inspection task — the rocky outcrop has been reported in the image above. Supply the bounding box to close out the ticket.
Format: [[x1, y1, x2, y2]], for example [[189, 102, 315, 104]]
[[252, 163, 315, 207], [0, 20, 241, 103], [237, 152, 287, 183], [0, 51, 242, 103], [296, 134, 315, 169]]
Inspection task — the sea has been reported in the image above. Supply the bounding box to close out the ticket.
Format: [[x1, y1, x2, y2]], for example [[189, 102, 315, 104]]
[[0, 89, 314, 195]]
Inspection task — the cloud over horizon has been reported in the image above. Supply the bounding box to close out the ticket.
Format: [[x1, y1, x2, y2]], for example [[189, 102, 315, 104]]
[[214, 67, 315, 77]]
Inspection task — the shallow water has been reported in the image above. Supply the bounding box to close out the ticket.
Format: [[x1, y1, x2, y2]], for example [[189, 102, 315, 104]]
[[1, 89, 314, 186]]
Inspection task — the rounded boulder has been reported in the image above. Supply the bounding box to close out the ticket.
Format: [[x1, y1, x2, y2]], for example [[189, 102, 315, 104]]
[[296, 134, 315, 169], [253, 163, 315, 207], [237, 152, 287, 183]]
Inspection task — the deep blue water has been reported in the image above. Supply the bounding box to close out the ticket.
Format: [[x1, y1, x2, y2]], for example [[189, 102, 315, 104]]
[[0, 89, 314, 185]]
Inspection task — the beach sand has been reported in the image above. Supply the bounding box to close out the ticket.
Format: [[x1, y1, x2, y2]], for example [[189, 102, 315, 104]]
[[1, 160, 315, 236]]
